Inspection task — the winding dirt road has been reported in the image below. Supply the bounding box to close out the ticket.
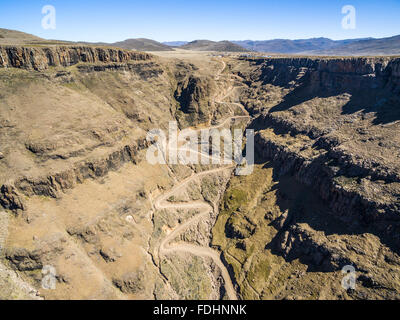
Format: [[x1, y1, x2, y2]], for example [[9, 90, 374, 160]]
[[155, 166, 237, 299], [154, 59, 250, 300]]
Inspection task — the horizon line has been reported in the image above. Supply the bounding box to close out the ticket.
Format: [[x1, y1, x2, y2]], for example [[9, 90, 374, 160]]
[[3, 27, 400, 45]]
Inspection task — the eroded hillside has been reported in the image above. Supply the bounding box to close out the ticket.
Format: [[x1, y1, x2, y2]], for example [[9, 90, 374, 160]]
[[0, 47, 400, 300], [212, 56, 400, 299], [0, 45, 247, 299]]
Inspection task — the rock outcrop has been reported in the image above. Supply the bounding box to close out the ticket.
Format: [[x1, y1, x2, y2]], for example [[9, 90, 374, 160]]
[[239, 57, 400, 109], [0, 140, 147, 211], [2, 48, 400, 300], [174, 75, 215, 126], [244, 56, 400, 252], [0, 46, 151, 71], [211, 55, 400, 300]]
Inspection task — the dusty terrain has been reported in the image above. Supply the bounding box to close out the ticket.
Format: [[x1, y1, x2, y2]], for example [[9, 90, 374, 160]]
[[0, 40, 400, 300], [212, 56, 400, 299], [0, 44, 249, 299]]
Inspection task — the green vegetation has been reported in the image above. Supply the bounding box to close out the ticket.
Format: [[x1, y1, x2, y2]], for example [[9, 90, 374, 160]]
[[333, 175, 360, 191], [223, 188, 247, 213], [160, 255, 213, 299]]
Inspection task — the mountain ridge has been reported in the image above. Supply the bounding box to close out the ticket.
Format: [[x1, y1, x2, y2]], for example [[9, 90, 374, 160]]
[[181, 40, 249, 52], [111, 38, 173, 51], [230, 35, 400, 55], [1, 28, 400, 55], [163, 35, 400, 55]]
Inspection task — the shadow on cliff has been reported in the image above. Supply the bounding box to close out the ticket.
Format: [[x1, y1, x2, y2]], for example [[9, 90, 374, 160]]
[[268, 169, 362, 237], [267, 79, 400, 125], [257, 160, 400, 271]]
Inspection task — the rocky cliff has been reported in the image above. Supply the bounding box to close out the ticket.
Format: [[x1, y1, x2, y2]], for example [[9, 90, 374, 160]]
[[2, 48, 400, 300], [246, 57, 400, 243], [0, 47, 236, 300], [0, 45, 178, 213], [174, 74, 216, 126], [0, 46, 151, 71], [239, 56, 400, 95], [211, 56, 400, 300]]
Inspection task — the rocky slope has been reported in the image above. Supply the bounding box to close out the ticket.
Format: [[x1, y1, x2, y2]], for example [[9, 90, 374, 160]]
[[1, 45, 400, 300], [212, 56, 400, 299], [0, 45, 236, 299], [0, 28, 45, 46], [0, 45, 151, 71]]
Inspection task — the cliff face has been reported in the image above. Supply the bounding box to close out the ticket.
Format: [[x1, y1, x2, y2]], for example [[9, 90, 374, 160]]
[[210, 56, 400, 300], [0, 49, 233, 300], [2, 47, 400, 300], [0, 45, 171, 214], [0, 46, 151, 71], [254, 131, 400, 246], [174, 75, 215, 126], [242, 57, 400, 93], [0, 140, 147, 211], [242, 56, 400, 246]]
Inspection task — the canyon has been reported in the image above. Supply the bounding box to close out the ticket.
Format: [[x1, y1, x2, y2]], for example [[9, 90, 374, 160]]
[[0, 43, 399, 300]]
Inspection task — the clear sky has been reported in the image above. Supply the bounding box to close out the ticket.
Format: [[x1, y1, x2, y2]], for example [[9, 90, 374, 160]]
[[0, 0, 399, 42]]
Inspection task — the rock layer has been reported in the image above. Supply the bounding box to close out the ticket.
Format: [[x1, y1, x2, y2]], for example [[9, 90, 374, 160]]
[[0, 46, 151, 71]]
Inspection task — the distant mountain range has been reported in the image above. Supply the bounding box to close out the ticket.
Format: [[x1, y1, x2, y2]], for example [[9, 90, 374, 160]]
[[231, 37, 370, 54], [305, 35, 400, 56], [163, 41, 189, 47], [165, 35, 400, 55], [110, 38, 173, 51], [231, 36, 400, 55], [1, 28, 400, 55], [180, 40, 248, 52], [0, 29, 176, 52]]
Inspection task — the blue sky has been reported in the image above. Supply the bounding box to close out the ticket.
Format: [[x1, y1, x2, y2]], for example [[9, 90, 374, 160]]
[[0, 0, 399, 42]]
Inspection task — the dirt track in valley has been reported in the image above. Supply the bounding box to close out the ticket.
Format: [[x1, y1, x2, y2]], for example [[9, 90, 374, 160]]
[[154, 59, 251, 300]]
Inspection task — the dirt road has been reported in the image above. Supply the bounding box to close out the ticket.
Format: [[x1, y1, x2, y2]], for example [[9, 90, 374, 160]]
[[153, 58, 250, 300]]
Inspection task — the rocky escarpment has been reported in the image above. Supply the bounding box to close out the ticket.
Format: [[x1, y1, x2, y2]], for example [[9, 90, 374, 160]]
[[209, 56, 400, 300], [0, 139, 147, 212], [240, 56, 400, 86], [255, 124, 400, 246], [0, 46, 151, 71], [239, 56, 400, 114], [174, 75, 216, 126], [76, 61, 163, 80], [0, 45, 192, 300], [0, 45, 175, 214], [2, 47, 400, 300], [243, 57, 400, 253], [242, 57, 400, 256]]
